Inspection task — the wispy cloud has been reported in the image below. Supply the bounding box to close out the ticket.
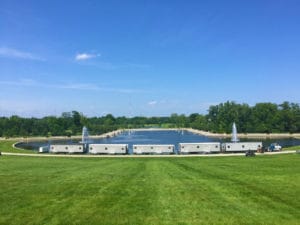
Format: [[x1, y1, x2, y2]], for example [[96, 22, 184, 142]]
[[0, 47, 45, 61], [0, 79, 39, 87], [55, 83, 100, 91], [75, 58, 150, 70], [76, 60, 117, 70], [122, 63, 150, 69], [0, 79, 144, 94], [75, 52, 100, 61], [148, 100, 158, 106], [52, 83, 142, 93]]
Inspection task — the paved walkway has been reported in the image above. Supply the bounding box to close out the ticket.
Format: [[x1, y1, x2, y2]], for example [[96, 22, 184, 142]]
[[1, 150, 297, 158]]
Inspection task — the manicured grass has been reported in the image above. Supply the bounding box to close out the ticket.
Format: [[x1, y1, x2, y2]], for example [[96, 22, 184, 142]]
[[0, 155, 299, 225], [0, 140, 35, 153], [283, 145, 300, 150]]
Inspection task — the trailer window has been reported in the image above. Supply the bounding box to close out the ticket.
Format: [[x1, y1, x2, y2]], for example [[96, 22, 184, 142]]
[[227, 146, 230, 148], [90, 147, 93, 150], [105, 147, 108, 150], [215, 145, 218, 148], [242, 145, 245, 148], [197, 146, 199, 148], [65, 147, 68, 150]]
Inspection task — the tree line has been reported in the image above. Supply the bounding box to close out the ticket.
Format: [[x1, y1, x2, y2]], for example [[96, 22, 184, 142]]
[[0, 101, 299, 138]]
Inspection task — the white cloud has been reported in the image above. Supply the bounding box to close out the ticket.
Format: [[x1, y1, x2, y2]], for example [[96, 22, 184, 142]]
[[75, 53, 100, 61], [148, 101, 157, 106], [0, 47, 45, 61]]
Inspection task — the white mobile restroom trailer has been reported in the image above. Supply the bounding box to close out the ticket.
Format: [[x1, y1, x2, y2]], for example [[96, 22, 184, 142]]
[[221, 142, 262, 152], [88, 144, 128, 154], [39, 146, 49, 153], [179, 142, 221, 154], [49, 144, 84, 154], [133, 144, 175, 154]]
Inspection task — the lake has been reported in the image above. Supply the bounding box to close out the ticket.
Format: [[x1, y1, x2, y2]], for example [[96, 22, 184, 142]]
[[15, 130, 300, 153]]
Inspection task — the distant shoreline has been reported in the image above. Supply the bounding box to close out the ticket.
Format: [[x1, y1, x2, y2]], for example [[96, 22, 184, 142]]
[[1, 128, 300, 142], [0, 130, 124, 142], [184, 128, 300, 139]]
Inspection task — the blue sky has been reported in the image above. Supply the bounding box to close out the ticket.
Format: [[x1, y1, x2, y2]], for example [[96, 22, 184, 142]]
[[1, 0, 300, 117]]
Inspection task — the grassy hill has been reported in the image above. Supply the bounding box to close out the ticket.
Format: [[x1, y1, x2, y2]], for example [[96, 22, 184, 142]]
[[0, 154, 299, 225]]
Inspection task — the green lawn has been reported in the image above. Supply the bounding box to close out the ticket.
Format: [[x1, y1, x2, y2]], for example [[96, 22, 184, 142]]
[[0, 140, 36, 153], [0, 154, 299, 225], [283, 145, 300, 150]]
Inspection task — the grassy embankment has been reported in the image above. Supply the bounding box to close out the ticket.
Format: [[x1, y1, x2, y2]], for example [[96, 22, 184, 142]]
[[0, 140, 35, 153], [0, 154, 299, 225], [283, 145, 300, 150]]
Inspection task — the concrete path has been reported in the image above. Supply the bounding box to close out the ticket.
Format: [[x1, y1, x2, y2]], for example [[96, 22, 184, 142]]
[[0, 150, 297, 158]]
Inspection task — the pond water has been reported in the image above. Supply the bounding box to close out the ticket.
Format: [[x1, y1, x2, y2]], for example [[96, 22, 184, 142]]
[[16, 130, 300, 153]]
